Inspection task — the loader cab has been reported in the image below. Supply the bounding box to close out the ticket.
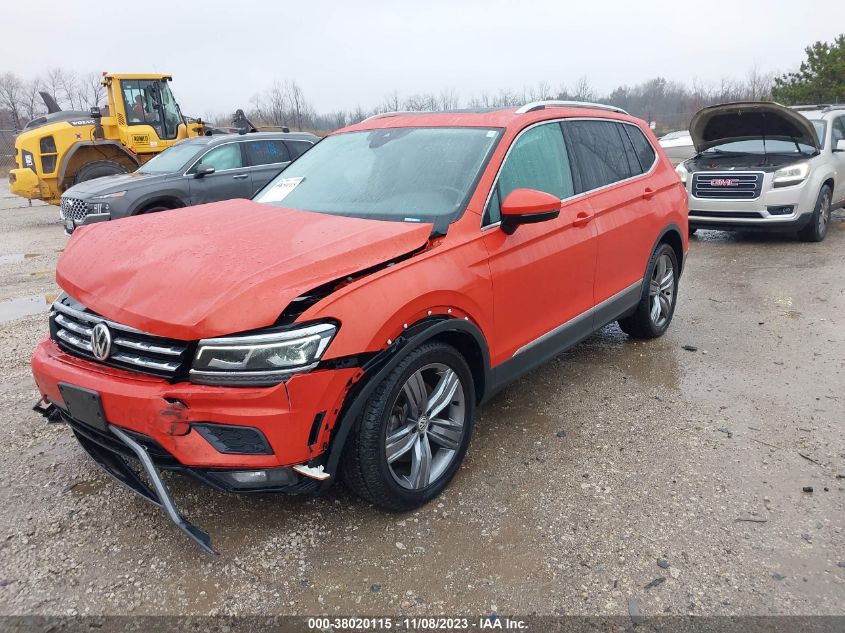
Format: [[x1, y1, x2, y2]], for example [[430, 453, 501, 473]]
[[108, 75, 188, 151]]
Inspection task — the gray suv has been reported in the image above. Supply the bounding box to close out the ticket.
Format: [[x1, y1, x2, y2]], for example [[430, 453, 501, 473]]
[[59, 132, 318, 233]]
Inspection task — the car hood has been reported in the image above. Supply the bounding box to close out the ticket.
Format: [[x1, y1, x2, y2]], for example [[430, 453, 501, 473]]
[[689, 102, 820, 153], [63, 171, 171, 197], [658, 133, 692, 148], [56, 199, 433, 340]]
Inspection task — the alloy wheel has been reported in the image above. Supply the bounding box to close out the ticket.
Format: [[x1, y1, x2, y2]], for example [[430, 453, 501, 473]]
[[649, 253, 675, 327], [819, 192, 831, 234], [384, 363, 467, 490]]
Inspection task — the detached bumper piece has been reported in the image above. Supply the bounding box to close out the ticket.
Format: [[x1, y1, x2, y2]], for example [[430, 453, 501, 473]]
[[64, 414, 216, 555]]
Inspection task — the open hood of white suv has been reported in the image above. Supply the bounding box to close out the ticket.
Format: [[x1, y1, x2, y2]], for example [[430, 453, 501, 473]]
[[689, 102, 820, 153]]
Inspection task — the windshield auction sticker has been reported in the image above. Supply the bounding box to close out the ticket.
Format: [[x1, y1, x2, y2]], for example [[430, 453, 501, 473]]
[[260, 177, 304, 203]]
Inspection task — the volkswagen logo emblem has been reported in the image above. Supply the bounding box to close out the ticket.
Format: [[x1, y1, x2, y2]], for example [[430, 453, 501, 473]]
[[91, 322, 112, 361]]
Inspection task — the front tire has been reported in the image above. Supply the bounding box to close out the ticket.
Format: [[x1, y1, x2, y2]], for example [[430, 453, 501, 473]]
[[73, 160, 129, 184], [341, 341, 475, 511], [797, 185, 832, 243], [618, 243, 679, 339]]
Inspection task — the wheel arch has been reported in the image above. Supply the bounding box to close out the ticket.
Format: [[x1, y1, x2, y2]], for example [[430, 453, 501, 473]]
[[655, 223, 685, 275], [319, 316, 491, 490], [58, 142, 140, 189], [132, 195, 186, 215]]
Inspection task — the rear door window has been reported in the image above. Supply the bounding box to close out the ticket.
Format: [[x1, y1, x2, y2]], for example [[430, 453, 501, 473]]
[[245, 140, 291, 167], [564, 120, 637, 191], [832, 117, 845, 145], [484, 122, 574, 225]]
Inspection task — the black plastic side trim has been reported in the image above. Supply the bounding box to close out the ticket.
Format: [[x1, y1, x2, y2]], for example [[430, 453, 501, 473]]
[[489, 281, 641, 395]]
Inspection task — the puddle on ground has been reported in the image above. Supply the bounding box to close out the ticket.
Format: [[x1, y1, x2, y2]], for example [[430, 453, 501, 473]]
[[67, 480, 105, 497], [0, 253, 38, 265], [0, 295, 51, 323]]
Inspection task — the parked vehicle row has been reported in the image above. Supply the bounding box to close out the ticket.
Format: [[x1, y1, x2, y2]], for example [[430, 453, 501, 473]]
[[59, 132, 317, 233], [31, 101, 688, 552]]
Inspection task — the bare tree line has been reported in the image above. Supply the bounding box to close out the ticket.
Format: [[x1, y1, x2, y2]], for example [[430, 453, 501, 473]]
[[1, 65, 774, 135], [0, 68, 105, 130], [241, 66, 775, 134]]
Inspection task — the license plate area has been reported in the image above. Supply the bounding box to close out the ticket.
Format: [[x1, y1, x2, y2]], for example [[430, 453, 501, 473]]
[[58, 383, 107, 432]]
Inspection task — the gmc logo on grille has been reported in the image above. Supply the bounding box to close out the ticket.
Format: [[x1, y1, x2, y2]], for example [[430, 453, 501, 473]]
[[709, 178, 739, 187]]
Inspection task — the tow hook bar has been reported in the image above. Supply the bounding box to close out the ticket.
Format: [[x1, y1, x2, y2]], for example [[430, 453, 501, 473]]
[[110, 426, 217, 555], [33, 400, 62, 423]]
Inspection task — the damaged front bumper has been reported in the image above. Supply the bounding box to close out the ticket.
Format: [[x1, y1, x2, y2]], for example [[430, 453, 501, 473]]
[[36, 400, 328, 554]]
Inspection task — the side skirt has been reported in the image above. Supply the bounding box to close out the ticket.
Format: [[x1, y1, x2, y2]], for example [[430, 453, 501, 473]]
[[487, 280, 642, 396]]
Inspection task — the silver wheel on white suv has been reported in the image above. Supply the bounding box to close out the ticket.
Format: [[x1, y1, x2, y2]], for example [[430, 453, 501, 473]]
[[798, 185, 832, 243]]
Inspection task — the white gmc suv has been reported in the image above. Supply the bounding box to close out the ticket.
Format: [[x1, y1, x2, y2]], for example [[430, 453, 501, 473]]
[[677, 102, 845, 242]]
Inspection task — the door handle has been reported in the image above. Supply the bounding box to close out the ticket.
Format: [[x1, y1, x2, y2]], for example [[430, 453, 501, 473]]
[[572, 210, 593, 227], [232, 174, 249, 180], [642, 187, 656, 200]]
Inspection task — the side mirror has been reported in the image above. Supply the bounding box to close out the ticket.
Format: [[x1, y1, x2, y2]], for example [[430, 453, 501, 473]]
[[500, 188, 561, 235], [194, 164, 215, 177], [835, 139, 845, 152]]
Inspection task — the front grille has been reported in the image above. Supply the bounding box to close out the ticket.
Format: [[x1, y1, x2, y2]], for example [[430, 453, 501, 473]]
[[691, 172, 763, 200], [60, 197, 89, 222], [50, 298, 192, 380], [690, 210, 764, 219]]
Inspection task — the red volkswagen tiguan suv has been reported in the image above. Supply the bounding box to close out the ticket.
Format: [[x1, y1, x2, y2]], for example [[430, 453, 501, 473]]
[[32, 101, 688, 552]]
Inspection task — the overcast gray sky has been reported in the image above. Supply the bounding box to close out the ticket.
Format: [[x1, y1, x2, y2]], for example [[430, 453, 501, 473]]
[[4, 0, 844, 117]]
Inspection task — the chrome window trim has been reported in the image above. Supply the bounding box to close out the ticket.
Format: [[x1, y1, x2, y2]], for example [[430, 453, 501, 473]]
[[182, 138, 316, 176], [480, 117, 659, 229]]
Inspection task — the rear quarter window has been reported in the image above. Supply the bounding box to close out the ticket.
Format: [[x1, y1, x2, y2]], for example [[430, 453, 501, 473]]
[[623, 124, 657, 172], [286, 140, 314, 160]]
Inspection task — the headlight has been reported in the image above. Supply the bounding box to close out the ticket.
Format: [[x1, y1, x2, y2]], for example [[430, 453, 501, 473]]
[[190, 322, 337, 386], [773, 162, 809, 188], [675, 162, 688, 184], [92, 190, 127, 199]]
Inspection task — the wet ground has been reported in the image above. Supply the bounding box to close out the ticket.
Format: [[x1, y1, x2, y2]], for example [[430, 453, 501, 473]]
[[0, 182, 842, 616]]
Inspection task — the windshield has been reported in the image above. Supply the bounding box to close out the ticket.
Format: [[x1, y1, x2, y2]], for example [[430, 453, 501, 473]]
[[254, 127, 502, 223], [703, 138, 816, 155], [137, 142, 204, 174]]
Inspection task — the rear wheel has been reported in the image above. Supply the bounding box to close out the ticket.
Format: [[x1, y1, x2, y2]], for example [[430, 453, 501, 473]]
[[797, 185, 832, 243], [73, 160, 129, 184], [618, 243, 679, 339], [341, 342, 475, 511]]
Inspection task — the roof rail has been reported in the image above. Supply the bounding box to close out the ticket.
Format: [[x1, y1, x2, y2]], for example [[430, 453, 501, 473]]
[[790, 104, 831, 111], [822, 104, 845, 113], [516, 100, 629, 115], [360, 110, 431, 123]]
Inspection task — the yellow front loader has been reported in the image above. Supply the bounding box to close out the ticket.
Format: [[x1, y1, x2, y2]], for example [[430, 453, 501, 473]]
[[9, 73, 205, 205]]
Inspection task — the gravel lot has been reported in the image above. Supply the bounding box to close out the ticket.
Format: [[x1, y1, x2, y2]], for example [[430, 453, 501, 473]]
[[0, 182, 843, 617]]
